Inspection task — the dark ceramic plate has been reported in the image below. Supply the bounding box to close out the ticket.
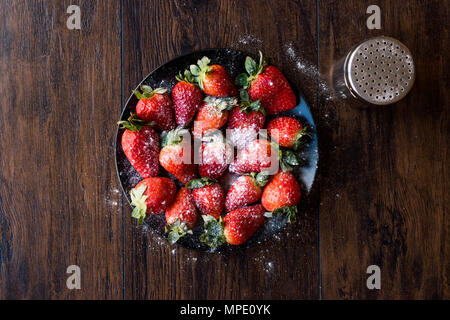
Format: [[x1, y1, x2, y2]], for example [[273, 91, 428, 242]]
[[115, 49, 318, 252]]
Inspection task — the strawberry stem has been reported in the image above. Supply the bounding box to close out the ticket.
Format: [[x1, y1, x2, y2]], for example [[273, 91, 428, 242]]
[[186, 177, 217, 189], [130, 184, 149, 225], [189, 56, 212, 90], [203, 96, 238, 111], [292, 126, 313, 151], [165, 219, 193, 244], [175, 70, 196, 84], [279, 149, 300, 172], [239, 90, 265, 114], [133, 85, 167, 100], [199, 215, 226, 249], [249, 172, 269, 187], [236, 51, 269, 89], [161, 127, 189, 147], [265, 206, 298, 223], [117, 113, 154, 132]]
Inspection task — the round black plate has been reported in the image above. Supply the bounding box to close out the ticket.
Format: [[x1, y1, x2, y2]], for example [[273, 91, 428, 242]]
[[115, 49, 318, 252]]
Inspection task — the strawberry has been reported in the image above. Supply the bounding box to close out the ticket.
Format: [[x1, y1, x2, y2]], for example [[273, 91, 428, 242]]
[[189, 57, 237, 97], [118, 114, 160, 178], [192, 96, 237, 139], [164, 187, 197, 244], [227, 90, 266, 150], [200, 204, 266, 248], [267, 116, 309, 150], [129, 177, 177, 224], [199, 131, 233, 179], [187, 177, 225, 220], [229, 139, 279, 174], [261, 171, 301, 222], [172, 71, 204, 127], [236, 52, 296, 115], [159, 127, 197, 184], [225, 172, 269, 212], [134, 85, 175, 131]]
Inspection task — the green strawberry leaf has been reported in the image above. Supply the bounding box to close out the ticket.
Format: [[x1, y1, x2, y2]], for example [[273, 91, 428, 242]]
[[130, 184, 148, 225], [283, 150, 300, 166], [134, 85, 167, 99], [165, 219, 193, 244], [152, 87, 168, 94], [236, 73, 249, 89], [140, 85, 153, 93], [203, 96, 238, 111], [190, 65, 201, 76], [271, 206, 298, 223], [238, 89, 264, 114], [197, 56, 211, 69], [161, 127, 189, 147], [199, 215, 226, 249], [245, 56, 258, 76], [176, 70, 196, 84], [117, 113, 153, 132], [280, 161, 293, 172], [279, 149, 299, 171], [133, 89, 143, 100], [239, 51, 269, 88], [186, 177, 217, 189], [240, 89, 250, 101], [292, 126, 313, 150], [254, 171, 269, 187], [189, 56, 212, 90]]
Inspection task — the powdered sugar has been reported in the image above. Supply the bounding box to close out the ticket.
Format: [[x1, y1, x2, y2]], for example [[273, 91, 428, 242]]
[[283, 42, 346, 101], [237, 34, 263, 47]]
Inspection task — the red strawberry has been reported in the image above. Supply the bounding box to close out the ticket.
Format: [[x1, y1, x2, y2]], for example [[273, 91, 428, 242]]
[[236, 52, 296, 115], [172, 71, 204, 127], [229, 139, 279, 174], [225, 172, 269, 212], [187, 178, 225, 220], [192, 96, 237, 139], [118, 114, 160, 178], [130, 177, 177, 224], [165, 187, 197, 244], [228, 90, 266, 149], [199, 132, 233, 179], [261, 171, 301, 222], [134, 85, 175, 131], [190, 57, 237, 97], [159, 127, 197, 184], [267, 116, 309, 149], [200, 204, 266, 248]]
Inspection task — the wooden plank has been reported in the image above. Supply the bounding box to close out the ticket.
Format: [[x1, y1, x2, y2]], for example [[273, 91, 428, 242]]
[[0, 0, 123, 299], [123, 0, 320, 299], [318, 0, 449, 299]]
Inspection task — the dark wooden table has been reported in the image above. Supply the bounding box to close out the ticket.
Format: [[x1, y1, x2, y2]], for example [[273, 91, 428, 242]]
[[0, 0, 448, 300]]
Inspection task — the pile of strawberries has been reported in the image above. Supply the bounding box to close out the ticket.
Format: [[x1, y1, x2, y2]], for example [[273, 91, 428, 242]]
[[119, 52, 310, 249]]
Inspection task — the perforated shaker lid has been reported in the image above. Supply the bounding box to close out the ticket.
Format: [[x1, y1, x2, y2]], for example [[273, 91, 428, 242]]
[[344, 36, 415, 105]]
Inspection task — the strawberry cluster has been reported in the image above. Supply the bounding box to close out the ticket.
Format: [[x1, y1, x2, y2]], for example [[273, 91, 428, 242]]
[[118, 52, 310, 249]]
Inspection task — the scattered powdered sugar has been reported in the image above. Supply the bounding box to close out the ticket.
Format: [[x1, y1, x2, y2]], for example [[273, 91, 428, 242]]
[[283, 42, 338, 101], [285, 45, 319, 77], [264, 261, 274, 273], [237, 34, 262, 47], [104, 188, 121, 209]]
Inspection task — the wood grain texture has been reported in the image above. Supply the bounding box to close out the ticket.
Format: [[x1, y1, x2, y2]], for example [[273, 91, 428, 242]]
[[122, 0, 320, 299], [318, 0, 449, 299], [0, 0, 447, 300], [0, 0, 123, 299]]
